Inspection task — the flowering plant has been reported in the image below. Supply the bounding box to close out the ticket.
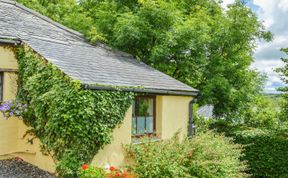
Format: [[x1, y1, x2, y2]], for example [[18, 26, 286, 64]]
[[106, 166, 136, 178], [0, 100, 28, 119], [78, 164, 106, 178], [78, 164, 137, 178]]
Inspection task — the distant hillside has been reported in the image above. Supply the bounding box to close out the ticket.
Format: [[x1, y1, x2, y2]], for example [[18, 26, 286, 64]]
[[264, 93, 282, 110]]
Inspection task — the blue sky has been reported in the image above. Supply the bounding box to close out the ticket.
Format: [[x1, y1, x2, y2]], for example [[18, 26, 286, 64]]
[[222, 0, 287, 93]]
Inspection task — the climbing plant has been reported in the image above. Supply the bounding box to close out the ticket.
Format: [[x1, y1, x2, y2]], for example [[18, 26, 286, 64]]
[[13, 45, 133, 177]]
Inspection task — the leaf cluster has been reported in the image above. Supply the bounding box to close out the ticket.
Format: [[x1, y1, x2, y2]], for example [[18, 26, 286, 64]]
[[276, 48, 288, 121], [211, 121, 288, 178], [125, 131, 248, 178], [16, 0, 272, 118], [16, 46, 134, 177]]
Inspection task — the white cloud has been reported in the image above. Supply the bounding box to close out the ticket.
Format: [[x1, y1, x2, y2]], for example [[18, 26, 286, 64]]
[[249, 0, 287, 93], [251, 60, 284, 93], [278, 0, 288, 12]]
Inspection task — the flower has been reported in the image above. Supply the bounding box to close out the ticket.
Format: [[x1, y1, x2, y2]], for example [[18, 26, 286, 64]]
[[82, 164, 89, 170], [9, 111, 14, 116], [109, 166, 116, 171], [115, 172, 121, 177]]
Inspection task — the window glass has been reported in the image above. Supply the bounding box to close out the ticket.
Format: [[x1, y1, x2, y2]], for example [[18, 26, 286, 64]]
[[132, 96, 155, 135]]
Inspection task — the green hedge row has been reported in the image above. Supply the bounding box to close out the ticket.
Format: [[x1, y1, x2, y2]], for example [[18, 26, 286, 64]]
[[211, 121, 288, 178]]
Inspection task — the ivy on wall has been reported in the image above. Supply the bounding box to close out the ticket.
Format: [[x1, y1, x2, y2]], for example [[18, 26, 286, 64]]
[[15, 45, 134, 177]]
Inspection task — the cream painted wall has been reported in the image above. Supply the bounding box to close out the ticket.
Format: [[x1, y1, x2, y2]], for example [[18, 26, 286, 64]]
[[91, 107, 132, 167], [156, 95, 193, 140], [0, 46, 18, 70], [0, 46, 19, 160], [0, 46, 56, 173], [0, 46, 194, 172]]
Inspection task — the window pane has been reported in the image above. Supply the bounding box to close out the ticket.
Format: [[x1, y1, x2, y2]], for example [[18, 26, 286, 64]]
[[146, 116, 153, 133], [136, 116, 146, 134], [132, 96, 155, 135]]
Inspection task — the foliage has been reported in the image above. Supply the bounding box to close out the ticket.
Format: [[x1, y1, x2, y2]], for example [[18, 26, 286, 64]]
[[16, 0, 96, 36], [264, 94, 282, 110], [276, 48, 288, 121], [78, 165, 106, 178], [16, 0, 272, 117], [195, 94, 280, 130], [125, 131, 247, 178], [15, 45, 133, 177], [232, 95, 280, 128], [78, 164, 137, 178], [211, 121, 288, 178]]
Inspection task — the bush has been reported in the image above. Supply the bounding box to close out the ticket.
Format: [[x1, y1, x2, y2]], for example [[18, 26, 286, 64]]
[[78, 165, 136, 178], [232, 128, 288, 178], [211, 122, 288, 178], [125, 131, 247, 178], [78, 165, 106, 178]]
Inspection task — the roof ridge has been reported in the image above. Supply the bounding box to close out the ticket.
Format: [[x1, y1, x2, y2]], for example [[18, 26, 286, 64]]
[[0, 0, 85, 40]]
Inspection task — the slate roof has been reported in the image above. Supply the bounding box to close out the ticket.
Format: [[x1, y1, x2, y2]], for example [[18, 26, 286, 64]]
[[0, 0, 198, 95]]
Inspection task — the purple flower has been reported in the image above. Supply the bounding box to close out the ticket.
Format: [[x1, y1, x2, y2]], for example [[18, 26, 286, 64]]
[[0, 103, 11, 111], [9, 111, 14, 116]]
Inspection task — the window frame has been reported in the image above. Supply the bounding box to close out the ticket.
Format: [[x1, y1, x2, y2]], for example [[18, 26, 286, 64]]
[[132, 95, 156, 137]]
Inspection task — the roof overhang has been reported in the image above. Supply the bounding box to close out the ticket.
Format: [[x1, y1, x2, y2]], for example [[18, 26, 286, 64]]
[[83, 84, 199, 97], [0, 37, 22, 46]]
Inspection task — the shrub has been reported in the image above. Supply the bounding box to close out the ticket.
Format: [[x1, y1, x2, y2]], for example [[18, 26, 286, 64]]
[[232, 127, 288, 178], [125, 131, 248, 178], [78, 165, 137, 178], [78, 165, 106, 178], [211, 122, 288, 178]]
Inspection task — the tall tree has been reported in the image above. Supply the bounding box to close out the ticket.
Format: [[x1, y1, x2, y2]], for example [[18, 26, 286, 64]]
[[17, 0, 272, 117], [277, 48, 288, 121]]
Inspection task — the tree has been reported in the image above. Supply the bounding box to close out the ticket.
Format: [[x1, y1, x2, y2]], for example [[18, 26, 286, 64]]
[[276, 48, 288, 121], [16, 0, 272, 117]]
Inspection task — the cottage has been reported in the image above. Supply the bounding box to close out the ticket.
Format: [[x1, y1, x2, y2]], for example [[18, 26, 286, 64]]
[[0, 0, 198, 173]]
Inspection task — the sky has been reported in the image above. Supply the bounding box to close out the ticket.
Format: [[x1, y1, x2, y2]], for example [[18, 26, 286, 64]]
[[222, 0, 287, 93]]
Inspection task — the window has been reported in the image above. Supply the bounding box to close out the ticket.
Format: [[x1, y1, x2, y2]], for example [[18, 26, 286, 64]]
[[132, 96, 156, 136], [0, 72, 3, 101]]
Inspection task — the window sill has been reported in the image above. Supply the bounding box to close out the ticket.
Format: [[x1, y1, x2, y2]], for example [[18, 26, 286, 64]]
[[131, 135, 161, 144]]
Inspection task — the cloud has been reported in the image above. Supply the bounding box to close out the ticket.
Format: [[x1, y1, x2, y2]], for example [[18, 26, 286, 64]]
[[251, 59, 284, 93], [254, 36, 287, 60], [251, 0, 287, 93]]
